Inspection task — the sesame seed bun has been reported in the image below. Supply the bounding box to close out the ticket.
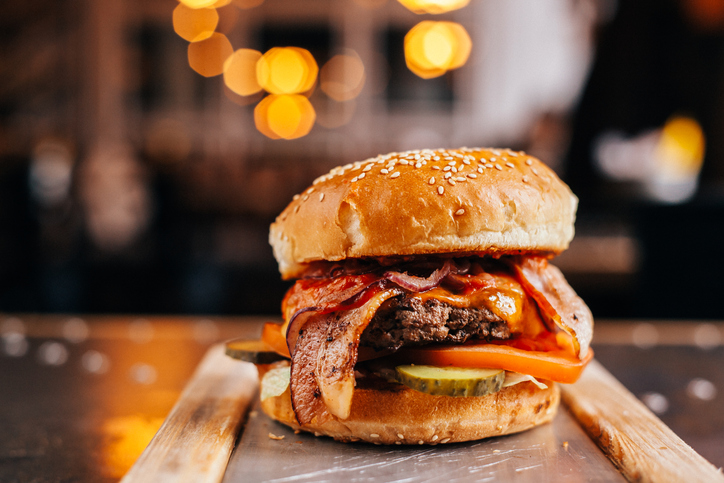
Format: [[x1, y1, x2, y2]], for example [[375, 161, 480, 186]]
[[269, 147, 577, 279], [259, 366, 560, 445]]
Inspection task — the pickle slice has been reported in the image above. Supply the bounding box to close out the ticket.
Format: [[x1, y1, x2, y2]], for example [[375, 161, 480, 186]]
[[395, 365, 505, 397], [225, 339, 286, 364]]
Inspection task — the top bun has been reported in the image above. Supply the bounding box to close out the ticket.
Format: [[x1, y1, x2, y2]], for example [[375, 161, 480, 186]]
[[270, 147, 577, 279]]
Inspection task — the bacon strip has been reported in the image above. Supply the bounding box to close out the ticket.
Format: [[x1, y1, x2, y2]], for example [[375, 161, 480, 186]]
[[289, 287, 402, 424], [512, 256, 593, 358]]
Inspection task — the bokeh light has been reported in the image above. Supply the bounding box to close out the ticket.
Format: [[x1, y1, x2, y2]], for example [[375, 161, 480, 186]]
[[255, 94, 316, 140], [257, 47, 318, 95], [224, 49, 263, 96], [231, 0, 266, 9], [212, 0, 233, 7], [188, 32, 234, 77], [398, 0, 469, 14], [320, 51, 366, 101], [178, 0, 218, 9], [173, 3, 219, 42], [404, 21, 472, 79], [656, 116, 705, 177]]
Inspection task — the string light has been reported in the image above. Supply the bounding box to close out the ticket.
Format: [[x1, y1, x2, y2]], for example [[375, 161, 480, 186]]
[[255, 94, 316, 140], [320, 51, 366, 102], [397, 0, 469, 14], [187, 32, 234, 77], [173, 3, 219, 42], [404, 21, 471, 79]]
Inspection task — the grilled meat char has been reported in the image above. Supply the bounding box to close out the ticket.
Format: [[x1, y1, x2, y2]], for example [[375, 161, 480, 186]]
[[361, 296, 512, 351]]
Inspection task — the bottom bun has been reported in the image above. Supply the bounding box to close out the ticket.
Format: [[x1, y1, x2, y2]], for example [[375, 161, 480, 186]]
[[260, 374, 560, 445]]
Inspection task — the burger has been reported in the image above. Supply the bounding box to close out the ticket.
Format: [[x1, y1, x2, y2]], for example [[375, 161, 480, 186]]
[[229, 147, 593, 445]]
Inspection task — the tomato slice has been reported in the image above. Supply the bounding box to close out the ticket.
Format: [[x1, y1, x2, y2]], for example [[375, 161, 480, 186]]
[[262, 322, 290, 358], [396, 342, 593, 384]]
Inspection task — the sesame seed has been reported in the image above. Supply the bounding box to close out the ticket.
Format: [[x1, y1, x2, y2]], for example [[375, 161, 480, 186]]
[[444, 156, 454, 160], [456, 177, 467, 182], [522, 175, 529, 183], [490, 157, 497, 162], [440, 438, 451, 444], [351, 177, 358, 183], [525, 159, 533, 166], [447, 161, 456, 166], [319, 193, 325, 202], [448, 179, 456, 186], [432, 166, 440, 170], [418, 441, 424, 445], [486, 163, 493, 168], [363, 165, 372, 172], [400, 160, 409, 165], [494, 164, 502, 171], [438, 186, 444, 195], [395, 441, 401, 445], [415, 163, 422, 168], [509, 151, 519, 157], [432, 435, 439, 441], [506, 162, 515, 169], [532, 168, 539, 175], [414, 154, 421, 160], [478, 167, 484, 173], [455, 208, 465, 215], [370, 434, 380, 438], [398, 433, 405, 439], [451, 167, 458, 173], [380, 168, 389, 174], [303, 195, 309, 201], [463, 159, 471, 165], [428, 177, 435, 184], [444, 172, 452, 179], [308, 187, 315, 194], [390, 172, 400, 179], [358, 172, 366, 180], [467, 173, 477, 179], [293, 194, 300, 201], [294, 205, 300, 213], [433, 156, 440, 161]]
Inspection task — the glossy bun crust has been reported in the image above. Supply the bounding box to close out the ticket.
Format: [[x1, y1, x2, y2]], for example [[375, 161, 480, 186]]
[[260, 374, 560, 445], [270, 148, 577, 279]]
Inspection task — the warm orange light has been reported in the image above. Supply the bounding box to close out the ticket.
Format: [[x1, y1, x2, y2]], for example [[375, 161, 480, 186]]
[[257, 47, 318, 95], [102, 415, 165, 478], [212, 0, 232, 6], [178, 0, 218, 9], [656, 116, 705, 176], [398, 0, 469, 14], [187, 32, 234, 77], [173, 4, 218, 42], [320, 52, 366, 102], [224, 49, 263, 96], [255, 94, 316, 140], [404, 21, 471, 79], [232, 0, 265, 9]]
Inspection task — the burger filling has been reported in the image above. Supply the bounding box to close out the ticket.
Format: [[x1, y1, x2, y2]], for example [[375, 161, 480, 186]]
[[279, 255, 592, 425], [361, 297, 510, 351]]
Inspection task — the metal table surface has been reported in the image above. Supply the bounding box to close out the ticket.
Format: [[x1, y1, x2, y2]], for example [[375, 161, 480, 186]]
[[0, 315, 722, 481]]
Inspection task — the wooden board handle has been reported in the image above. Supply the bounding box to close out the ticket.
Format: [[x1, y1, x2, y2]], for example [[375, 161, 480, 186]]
[[122, 344, 258, 483], [561, 359, 724, 483]]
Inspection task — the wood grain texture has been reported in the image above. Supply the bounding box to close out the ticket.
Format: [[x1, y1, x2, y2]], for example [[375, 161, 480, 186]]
[[561, 359, 724, 483], [121, 344, 258, 483]]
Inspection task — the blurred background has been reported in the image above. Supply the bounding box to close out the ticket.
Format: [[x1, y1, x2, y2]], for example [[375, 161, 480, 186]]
[[1, 0, 723, 319]]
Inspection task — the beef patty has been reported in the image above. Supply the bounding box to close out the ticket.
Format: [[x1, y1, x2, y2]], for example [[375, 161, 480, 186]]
[[360, 296, 511, 351]]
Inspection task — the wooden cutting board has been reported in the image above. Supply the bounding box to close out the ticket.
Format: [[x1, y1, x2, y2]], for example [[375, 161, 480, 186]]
[[121, 345, 723, 483]]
